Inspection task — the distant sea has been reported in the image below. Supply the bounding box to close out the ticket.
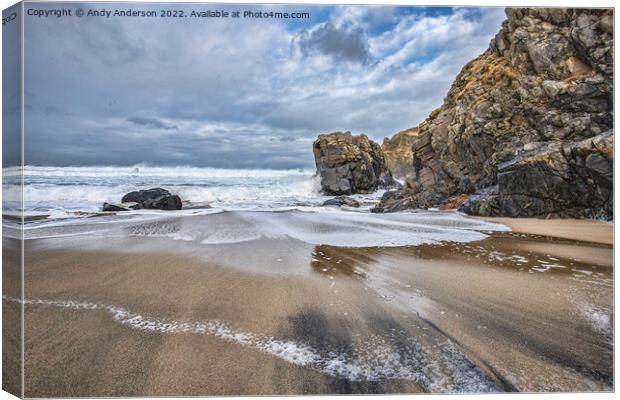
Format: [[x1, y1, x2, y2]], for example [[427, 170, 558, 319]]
[[2, 165, 385, 218]]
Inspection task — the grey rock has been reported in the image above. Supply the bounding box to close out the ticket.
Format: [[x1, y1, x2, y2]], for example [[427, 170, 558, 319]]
[[120, 188, 183, 210], [542, 80, 568, 97], [405, 178, 422, 193], [102, 202, 141, 212], [599, 14, 613, 34], [322, 195, 361, 208], [313, 132, 396, 195], [381, 128, 419, 179], [371, 189, 445, 213], [460, 131, 613, 219]]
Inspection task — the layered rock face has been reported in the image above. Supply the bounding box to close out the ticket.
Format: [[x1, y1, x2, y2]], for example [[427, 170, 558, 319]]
[[381, 128, 419, 179], [461, 131, 613, 218], [313, 132, 396, 195], [375, 8, 613, 219]]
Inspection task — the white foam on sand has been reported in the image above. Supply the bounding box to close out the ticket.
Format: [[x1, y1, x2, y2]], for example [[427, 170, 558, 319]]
[[578, 302, 613, 340], [20, 209, 510, 247], [4, 295, 498, 392], [194, 211, 510, 248]]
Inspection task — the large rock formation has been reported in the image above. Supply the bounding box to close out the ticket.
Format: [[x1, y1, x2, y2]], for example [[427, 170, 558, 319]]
[[313, 132, 396, 195], [381, 128, 419, 179], [374, 8, 613, 219]]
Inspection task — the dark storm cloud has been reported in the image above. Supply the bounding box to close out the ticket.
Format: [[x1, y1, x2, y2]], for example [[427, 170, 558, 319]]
[[127, 116, 178, 131], [294, 22, 370, 64]]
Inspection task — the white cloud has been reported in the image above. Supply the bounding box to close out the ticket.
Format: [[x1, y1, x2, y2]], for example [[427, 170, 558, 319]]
[[24, 5, 506, 168]]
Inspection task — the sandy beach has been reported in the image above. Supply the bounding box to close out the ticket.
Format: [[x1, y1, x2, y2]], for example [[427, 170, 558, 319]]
[[478, 217, 614, 245], [1, 211, 613, 396]]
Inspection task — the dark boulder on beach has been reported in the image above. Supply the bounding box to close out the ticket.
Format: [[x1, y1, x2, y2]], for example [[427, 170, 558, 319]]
[[322, 195, 360, 208], [122, 188, 170, 204], [313, 131, 396, 195], [116, 188, 182, 210]]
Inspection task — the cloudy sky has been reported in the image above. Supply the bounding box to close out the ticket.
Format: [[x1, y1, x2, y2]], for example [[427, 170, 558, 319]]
[[22, 3, 506, 169]]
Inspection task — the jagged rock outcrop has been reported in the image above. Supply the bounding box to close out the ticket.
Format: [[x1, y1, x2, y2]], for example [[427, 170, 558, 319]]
[[381, 128, 419, 179], [461, 130, 613, 218], [313, 132, 396, 195], [374, 8, 613, 220]]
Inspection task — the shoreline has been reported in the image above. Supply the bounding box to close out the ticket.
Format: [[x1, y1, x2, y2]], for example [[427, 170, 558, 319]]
[[10, 208, 614, 248], [3, 209, 613, 395]]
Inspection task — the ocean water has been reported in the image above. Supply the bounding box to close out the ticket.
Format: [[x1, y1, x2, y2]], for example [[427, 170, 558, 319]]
[[3, 165, 355, 215], [2, 165, 509, 244]]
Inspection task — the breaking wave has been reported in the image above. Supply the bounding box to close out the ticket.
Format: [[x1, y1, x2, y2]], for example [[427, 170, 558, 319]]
[[5, 164, 332, 214]]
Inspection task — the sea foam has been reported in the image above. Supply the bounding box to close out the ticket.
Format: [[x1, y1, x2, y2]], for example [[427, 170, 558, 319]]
[[3, 295, 498, 392], [18, 209, 509, 247], [162, 210, 510, 248], [10, 165, 329, 214]]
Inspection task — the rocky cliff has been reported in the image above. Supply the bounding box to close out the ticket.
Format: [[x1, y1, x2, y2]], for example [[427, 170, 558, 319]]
[[381, 128, 419, 179], [313, 132, 396, 195], [374, 8, 613, 219]]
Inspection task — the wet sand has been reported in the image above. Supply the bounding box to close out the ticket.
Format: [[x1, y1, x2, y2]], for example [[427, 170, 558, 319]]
[[479, 217, 613, 245], [2, 238, 22, 397], [2, 213, 613, 396]]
